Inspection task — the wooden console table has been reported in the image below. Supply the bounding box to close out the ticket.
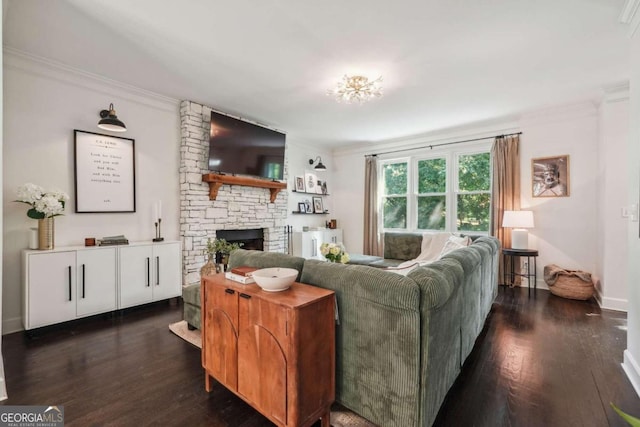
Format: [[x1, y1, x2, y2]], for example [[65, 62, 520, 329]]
[[201, 274, 335, 427]]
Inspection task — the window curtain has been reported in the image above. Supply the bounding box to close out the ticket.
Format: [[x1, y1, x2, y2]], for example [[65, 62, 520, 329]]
[[490, 135, 521, 284], [363, 155, 382, 256]]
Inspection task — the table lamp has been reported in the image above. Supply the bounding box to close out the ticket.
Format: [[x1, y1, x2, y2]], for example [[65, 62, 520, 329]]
[[502, 210, 534, 249]]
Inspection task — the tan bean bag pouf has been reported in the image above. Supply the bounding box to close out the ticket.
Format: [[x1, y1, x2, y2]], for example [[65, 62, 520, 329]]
[[543, 264, 594, 300]]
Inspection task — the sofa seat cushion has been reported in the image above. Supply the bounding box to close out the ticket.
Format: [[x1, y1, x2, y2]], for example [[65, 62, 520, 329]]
[[182, 283, 201, 306], [347, 254, 384, 266]]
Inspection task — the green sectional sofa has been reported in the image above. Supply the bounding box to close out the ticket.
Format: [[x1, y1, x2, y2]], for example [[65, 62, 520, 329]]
[[222, 235, 500, 427]]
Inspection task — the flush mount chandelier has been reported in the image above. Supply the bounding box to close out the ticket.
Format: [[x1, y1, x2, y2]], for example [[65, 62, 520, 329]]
[[328, 74, 383, 104]]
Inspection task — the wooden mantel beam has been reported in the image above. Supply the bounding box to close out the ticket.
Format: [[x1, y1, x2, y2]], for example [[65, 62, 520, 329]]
[[202, 173, 287, 203]]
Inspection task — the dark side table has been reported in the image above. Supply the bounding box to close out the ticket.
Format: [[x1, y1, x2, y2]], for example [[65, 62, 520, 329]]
[[503, 248, 539, 295]]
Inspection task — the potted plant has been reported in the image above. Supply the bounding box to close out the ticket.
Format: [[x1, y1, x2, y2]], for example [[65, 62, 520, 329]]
[[205, 238, 243, 273]]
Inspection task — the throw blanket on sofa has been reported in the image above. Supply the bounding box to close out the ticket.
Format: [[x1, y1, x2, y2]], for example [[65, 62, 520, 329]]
[[543, 264, 592, 285], [388, 232, 472, 275]]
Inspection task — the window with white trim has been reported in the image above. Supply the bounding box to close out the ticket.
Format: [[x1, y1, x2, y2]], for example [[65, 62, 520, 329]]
[[379, 145, 491, 233]]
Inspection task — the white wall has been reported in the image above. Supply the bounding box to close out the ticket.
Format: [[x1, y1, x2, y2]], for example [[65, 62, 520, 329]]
[[624, 21, 640, 398], [596, 88, 630, 311], [2, 50, 180, 333], [285, 141, 334, 232], [333, 102, 626, 300], [520, 104, 599, 289]]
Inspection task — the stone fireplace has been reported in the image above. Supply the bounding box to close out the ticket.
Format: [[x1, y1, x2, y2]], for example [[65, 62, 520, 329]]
[[180, 101, 288, 285]]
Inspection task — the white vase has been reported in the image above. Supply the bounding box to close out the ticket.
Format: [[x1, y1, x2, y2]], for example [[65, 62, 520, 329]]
[[28, 227, 38, 249]]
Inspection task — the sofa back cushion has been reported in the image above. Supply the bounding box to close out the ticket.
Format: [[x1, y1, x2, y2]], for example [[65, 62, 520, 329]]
[[384, 232, 423, 260], [301, 260, 422, 427], [228, 249, 306, 281]]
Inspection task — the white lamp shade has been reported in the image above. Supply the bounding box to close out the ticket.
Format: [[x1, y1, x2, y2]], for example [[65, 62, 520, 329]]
[[502, 211, 535, 228], [502, 210, 534, 249]]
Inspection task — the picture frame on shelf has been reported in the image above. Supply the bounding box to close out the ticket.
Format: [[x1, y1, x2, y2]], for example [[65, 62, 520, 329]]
[[315, 180, 324, 194], [321, 181, 328, 195], [298, 202, 307, 213], [304, 172, 317, 193], [304, 199, 312, 213], [532, 155, 570, 197], [312, 196, 324, 213], [295, 176, 305, 192], [74, 130, 136, 213]]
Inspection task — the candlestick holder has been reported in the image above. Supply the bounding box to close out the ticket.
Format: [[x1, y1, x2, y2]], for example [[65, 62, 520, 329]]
[[153, 218, 164, 242]]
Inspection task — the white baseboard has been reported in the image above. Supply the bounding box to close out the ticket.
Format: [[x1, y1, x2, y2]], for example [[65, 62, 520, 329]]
[[623, 350, 640, 398], [2, 317, 24, 335], [599, 296, 628, 312]]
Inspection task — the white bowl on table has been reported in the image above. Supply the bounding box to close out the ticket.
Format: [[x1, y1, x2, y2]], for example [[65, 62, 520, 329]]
[[252, 267, 298, 292]]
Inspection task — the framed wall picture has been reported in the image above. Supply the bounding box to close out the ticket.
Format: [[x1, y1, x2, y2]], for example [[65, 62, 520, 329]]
[[74, 130, 136, 212], [298, 202, 307, 213], [312, 196, 324, 213], [304, 172, 317, 193], [295, 176, 306, 192], [532, 155, 570, 197]]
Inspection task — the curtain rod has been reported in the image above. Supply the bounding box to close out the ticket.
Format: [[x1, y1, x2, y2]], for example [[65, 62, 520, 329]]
[[366, 132, 522, 157]]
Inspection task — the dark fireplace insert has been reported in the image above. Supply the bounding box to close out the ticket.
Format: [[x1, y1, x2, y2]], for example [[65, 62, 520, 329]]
[[216, 228, 264, 251]]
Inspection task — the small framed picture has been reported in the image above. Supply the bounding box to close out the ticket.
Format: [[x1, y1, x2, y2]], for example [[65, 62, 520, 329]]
[[304, 172, 317, 193], [320, 181, 328, 195], [295, 176, 305, 192], [312, 196, 324, 213], [532, 155, 570, 197], [298, 202, 307, 213]]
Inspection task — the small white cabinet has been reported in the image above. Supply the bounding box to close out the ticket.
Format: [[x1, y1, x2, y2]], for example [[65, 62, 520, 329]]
[[118, 242, 181, 309], [292, 229, 343, 259], [23, 247, 116, 330], [22, 241, 181, 330]]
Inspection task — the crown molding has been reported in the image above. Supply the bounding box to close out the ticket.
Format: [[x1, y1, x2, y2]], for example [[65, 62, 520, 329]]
[[602, 82, 631, 103], [332, 118, 520, 158], [619, 0, 640, 38], [3, 47, 179, 113], [519, 100, 598, 126]]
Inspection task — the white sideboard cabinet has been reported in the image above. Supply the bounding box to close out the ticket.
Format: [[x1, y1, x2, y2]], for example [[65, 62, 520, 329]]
[[22, 241, 181, 330], [119, 241, 181, 308], [291, 229, 343, 259], [23, 247, 117, 330]]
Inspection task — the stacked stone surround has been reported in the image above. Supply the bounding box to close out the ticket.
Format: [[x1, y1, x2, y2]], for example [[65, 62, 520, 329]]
[[180, 100, 288, 285]]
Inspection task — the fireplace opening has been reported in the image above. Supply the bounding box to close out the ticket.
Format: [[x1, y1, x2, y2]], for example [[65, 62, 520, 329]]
[[216, 228, 264, 251]]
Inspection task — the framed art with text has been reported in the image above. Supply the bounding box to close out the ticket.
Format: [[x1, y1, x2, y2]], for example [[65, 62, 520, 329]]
[[74, 130, 136, 213]]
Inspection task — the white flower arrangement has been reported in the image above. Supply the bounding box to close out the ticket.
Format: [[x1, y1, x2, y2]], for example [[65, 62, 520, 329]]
[[16, 183, 69, 219], [320, 242, 350, 264]]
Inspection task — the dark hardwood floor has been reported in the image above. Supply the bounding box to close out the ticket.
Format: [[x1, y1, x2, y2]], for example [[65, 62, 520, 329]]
[[1, 288, 638, 427]]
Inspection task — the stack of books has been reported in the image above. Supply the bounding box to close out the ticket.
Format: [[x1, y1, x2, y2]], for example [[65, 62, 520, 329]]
[[99, 235, 129, 246], [225, 266, 257, 284]]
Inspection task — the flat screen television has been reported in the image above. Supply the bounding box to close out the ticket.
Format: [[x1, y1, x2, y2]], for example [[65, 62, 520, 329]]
[[208, 110, 286, 180]]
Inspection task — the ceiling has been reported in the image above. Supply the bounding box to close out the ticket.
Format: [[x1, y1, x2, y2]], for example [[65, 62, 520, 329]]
[[3, 0, 632, 147]]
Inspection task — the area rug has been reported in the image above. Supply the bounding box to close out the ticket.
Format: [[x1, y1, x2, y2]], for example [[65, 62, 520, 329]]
[[168, 320, 377, 426]]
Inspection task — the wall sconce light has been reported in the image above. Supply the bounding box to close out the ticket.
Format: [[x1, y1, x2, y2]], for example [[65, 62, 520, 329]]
[[502, 210, 535, 249], [98, 103, 127, 132], [309, 156, 327, 171]]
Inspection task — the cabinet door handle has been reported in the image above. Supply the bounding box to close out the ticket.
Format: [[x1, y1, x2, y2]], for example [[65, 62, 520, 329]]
[[68, 265, 72, 301], [225, 288, 235, 295], [239, 293, 251, 299], [82, 264, 86, 299], [146, 257, 150, 287], [156, 256, 160, 286]]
